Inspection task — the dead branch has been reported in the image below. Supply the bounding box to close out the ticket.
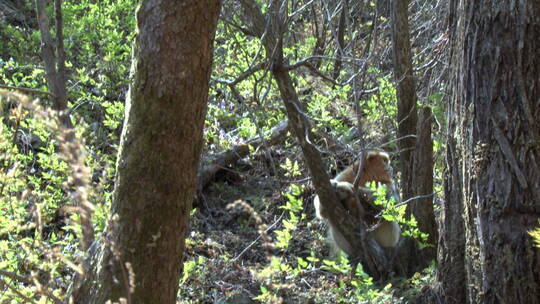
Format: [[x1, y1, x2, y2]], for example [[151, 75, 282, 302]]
[[0, 269, 31, 284], [0, 278, 36, 304], [198, 120, 289, 190]]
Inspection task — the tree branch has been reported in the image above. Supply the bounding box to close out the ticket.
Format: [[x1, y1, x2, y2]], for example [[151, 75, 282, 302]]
[[213, 61, 269, 86], [238, 0, 391, 279]]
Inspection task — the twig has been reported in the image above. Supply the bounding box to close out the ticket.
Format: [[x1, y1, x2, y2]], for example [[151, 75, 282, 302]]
[[212, 61, 268, 86], [221, 17, 256, 37], [391, 192, 437, 209], [284, 58, 340, 86], [232, 212, 284, 262]]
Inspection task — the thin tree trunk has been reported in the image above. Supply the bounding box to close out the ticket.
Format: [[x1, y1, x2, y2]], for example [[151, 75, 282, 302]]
[[390, 0, 439, 275], [331, 0, 347, 81], [412, 107, 437, 249], [34, 0, 70, 126], [311, 2, 326, 70], [390, 0, 417, 205], [71, 1, 221, 303], [439, 1, 540, 303]]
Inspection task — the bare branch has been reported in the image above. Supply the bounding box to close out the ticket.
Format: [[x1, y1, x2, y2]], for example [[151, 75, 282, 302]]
[[288, 0, 315, 21], [221, 17, 257, 37], [352, 151, 368, 190], [198, 121, 289, 190], [213, 61, 269, 86], [392, 192, 437, 210], [232, 212, 285, 262]]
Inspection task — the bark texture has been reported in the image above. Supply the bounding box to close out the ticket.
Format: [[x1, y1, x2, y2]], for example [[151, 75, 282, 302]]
[[72, 1, 221, 303], [440, 1, 540, 303]]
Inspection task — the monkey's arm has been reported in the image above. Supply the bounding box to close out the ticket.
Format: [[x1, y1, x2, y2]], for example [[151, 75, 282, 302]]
[[333, 162, 359, 184], [314, 180, 354, 219]]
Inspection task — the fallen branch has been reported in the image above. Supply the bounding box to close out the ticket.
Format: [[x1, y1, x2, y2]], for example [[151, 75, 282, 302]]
[[0, 84, 54, 96], [198, 120, 289, 190]]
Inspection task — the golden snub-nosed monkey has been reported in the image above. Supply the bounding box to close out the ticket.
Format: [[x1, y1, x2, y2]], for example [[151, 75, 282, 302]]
[[313, 151, 401, 256]]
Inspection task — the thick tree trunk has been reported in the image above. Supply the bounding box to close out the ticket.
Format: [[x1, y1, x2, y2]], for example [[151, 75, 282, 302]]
[[71, 1, 221, 303], [440, 1, 540, 303]]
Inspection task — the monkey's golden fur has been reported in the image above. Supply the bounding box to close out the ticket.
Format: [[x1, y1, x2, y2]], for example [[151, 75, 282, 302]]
[[314, 151, 401, 256]]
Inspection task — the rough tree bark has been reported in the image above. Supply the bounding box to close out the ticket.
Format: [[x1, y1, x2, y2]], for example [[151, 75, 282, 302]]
[[439, 1, 540, 303], [71, 1, 221, 303]]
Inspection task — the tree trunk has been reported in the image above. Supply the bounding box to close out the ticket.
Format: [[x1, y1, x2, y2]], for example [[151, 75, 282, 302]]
[[71, 1, 221, 303], [331, 0, 347, 81], [412, 107, 437, 248], [391, 0, 438, 275], [439, 1, 540, 303], [35, 0, 71, 126], [390, 0, 418, 206]]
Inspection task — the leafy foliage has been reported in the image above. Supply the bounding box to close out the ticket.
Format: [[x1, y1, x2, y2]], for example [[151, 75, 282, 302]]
[[529, 220, 540, 248]]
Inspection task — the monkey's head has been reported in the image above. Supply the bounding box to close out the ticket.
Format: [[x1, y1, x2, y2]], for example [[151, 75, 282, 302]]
[[359, 151, 392, 185]]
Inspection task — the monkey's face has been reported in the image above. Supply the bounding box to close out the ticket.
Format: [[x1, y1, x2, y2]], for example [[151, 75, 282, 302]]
[[362, 153, 392, 184]]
